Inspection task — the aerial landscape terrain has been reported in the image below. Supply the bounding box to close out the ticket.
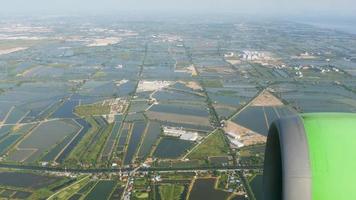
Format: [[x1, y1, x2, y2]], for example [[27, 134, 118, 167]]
[[0, 15, 355, 200]]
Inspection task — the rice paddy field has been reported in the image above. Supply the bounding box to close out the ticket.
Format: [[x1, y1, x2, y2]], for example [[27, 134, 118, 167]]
[[153, 138, 194, 159], [0, 170, 75, 199], [137, 121, 161, 160], [46, 176, 124, 200], [84, 180, 117, 200], [8, 119, 80, 163], [123, 121, 146, 165], [232, 105, 296, 136], [188, 178, 230, 200]]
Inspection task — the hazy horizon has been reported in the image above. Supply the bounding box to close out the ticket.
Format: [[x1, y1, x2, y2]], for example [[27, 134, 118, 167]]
[[1, 0, 356, 18]]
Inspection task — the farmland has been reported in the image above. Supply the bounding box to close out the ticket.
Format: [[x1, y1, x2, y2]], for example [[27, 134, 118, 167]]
[[0, 15, 355, 200], [7, 119, 80, 163], [187, 130, 230, 160]]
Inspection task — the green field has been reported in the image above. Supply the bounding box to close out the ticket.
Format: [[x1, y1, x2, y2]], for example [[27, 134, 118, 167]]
[[159, 184, 184, 200], [74, 103, 110, 117], [187, 130, 230, 160], [65, 117, 113, 167], [48, 176, 90, 200], [84, 180, 116, 200]]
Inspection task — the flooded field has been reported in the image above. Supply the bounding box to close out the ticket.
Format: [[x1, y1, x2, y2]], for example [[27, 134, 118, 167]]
[[154, 90, 205, 102], [188, 178, 230, 200], [149, 104, 209, 117], [0, 171, 62, 189], [0, 124, 33, 155], [8, 119, 80, 162], [147, 111, 211, 127], [51, 99, 79, 118], [137, 121, 161, 159], [56, 118, 91, 163], [101, 120, 122, 161], [116, 123, 130, 152], [153, 138, 194, 159], [109, 186, 124, 200], [232, 106, 295, 136], [124, 121, 146, 165], [272, 83, 356, 113], [84, 180, 116, 200], [250, 175, 263, 200]]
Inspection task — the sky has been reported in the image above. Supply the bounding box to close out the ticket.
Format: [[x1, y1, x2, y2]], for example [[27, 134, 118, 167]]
[[1, 0, 356, 17]]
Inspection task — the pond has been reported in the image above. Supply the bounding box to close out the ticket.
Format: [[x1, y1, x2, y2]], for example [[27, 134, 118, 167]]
[[137, 121, 161, 159], [188, 178, 229, 200], [153, 138, 194, 159], [55, 118, 91, 163], [149, 104, 209, 118], [250, 175, 263, 200], [0, 172, 62, 189], [124, 122, 146, 165], [51, 99, 78, 118], [84, 180, 116, 200]]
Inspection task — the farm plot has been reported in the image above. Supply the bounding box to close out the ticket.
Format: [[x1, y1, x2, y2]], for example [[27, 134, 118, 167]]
[[123, 121, 147, 165], [109, 185, 124, 200], [146, 111, 211, 127], [48, 176, 91, 200], [2, 106, 28, 124], [65, 116, 112, 166], [188, 178, 230, 200], [41, 120, 86, 162], [0, 125, 15, 140], [137, 121, 161, 160], [84, 180, 117, 200], [187, 130, 230, 160], [0, 82, 68, 121], [153, 90, 205, 102], [128, 100, 150, 113], [149, 104, 209, 117], [272, 82, 356, 113], [232, 106, 295, 136], [250, 174, 263, 200], [74, 102, 110, 117], [153, 138, 194, 159], [56, 118, 91, 163], [116, 123, 130, 153], [100, 120, 122, 162], [51, 99, 79, 118], [0, 171, 63, 189], [80, 80, 136, 98], [159, 184, 184, 200], [0, 124, 35, 155], [8, 119, 80, 162]]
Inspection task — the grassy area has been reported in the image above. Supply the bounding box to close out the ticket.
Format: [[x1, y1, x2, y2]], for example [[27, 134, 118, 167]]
[[82, 123, 113, 166], [217, 174, 228, 190], [93, 71, 107, 78], [66, 117, 113, 166], [187, 130, 230, 160], [48, 176, 90, 200], [65, 117, 101, 166], [159, 184, 184, 200], [201, 79, 223, 88], [74, 103, 110, 117], [134, 191, 149, 199]]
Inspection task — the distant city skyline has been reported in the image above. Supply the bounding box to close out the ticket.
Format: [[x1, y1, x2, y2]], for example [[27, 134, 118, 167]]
[[1, 0, 356, 17]]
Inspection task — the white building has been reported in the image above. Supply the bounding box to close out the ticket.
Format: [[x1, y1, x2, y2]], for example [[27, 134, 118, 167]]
[[163, 126, 199, 141], [226, 131, 240, 140], [230, 139, 244, 148], [180, 132, 199, 141]]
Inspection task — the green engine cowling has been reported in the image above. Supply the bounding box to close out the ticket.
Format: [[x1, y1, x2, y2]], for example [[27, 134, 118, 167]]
[[263, 113, 356, 200]]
